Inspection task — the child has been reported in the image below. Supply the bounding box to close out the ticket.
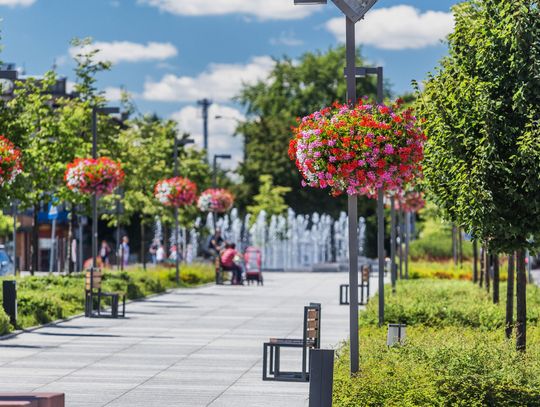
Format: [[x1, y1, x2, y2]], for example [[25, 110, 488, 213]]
[[220, 243, 243, 285]]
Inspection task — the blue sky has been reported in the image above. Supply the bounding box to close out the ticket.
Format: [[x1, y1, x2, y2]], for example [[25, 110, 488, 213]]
[[0, 0, 458, 166]]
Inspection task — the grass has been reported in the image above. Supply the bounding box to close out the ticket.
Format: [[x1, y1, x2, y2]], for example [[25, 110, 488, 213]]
[[0, 263, 214, 334]]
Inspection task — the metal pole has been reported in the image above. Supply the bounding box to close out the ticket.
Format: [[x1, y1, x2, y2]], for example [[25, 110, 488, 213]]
[[91, 107, 98, 272], [399, 209, 404, 279], [78, 211, 83, 273], [377, 188, 384, 326], [390, 196, 396, 294], [345, 16, 359, 375], [173, 137, 180, 284], [116, 199, 121, 271], [199, 98, 211, 158], [49, 217, 56, 274], [376, 66, 385, 325], [12, 201, 17, 275], [405, 211, 410, 279], [212, 156, 217, 188]]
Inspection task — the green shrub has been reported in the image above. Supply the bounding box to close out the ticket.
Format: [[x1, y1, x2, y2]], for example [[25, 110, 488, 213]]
[[0, 309, 10, 335], [333, 326, 540, 407], [361, 280, 540, 329]]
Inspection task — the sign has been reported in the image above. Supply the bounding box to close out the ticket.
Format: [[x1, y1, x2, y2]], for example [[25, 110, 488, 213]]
[[47, 204, 58, 220]]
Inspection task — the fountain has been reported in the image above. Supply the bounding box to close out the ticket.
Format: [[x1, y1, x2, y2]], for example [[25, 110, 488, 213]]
[[153, 208, 366, 271]]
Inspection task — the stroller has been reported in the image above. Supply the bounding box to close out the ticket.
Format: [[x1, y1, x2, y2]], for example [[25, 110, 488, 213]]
[[244, 247, 264, 285]]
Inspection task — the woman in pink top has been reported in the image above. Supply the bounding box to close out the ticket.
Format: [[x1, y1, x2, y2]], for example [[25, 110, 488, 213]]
[[220, 243, 243, 285]]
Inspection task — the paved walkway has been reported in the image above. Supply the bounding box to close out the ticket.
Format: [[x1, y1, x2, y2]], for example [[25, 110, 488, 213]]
[[0, 272, 377, 407]]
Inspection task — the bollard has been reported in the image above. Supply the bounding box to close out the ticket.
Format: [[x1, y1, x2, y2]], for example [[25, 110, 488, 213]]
[[309, 349, 334, 407], [2, 280, 17, 327]]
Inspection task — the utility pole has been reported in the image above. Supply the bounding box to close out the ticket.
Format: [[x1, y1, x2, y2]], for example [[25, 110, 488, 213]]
[[197, 98, 212, 159]]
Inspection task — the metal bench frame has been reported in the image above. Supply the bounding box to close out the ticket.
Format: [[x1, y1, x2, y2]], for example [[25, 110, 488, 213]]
[[262, 303, 321, 382], [339, 264, 371, 305], [84, 268, 126, 318]]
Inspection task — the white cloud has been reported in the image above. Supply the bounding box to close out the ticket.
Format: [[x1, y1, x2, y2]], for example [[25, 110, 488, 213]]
[[69, 41, 178, 64], [143, 56, 274, 103], [139, 0, 322, 20], [171, 104, 245, 169], [0, 0, 35, 6], [103, 87, 125, 101], [325, 5, 454, 50], [270, 31, 304, 47]]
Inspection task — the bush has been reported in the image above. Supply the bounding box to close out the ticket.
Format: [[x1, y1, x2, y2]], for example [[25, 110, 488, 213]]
[[360, 280, 540, 329], [410, 218, 473, 260], [408, 259, 508, 281], [0, 309, 10, 335], [333, 326, 540, 407]]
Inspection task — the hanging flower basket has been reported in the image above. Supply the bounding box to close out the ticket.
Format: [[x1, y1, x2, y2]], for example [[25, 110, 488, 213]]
[[154, 177, 197, 207], [65, 157, 124, 196], [0, 135, 22, 186], [399, 191, 426, 213], [197, 188, 234, 213], [289, 99, 425, 198]]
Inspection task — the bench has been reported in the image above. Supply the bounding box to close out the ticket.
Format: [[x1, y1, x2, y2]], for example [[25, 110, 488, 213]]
[[215, 256, 232, 285], [85, 268, 125, 318], [339, 264, 371, 305], [0, 393, 64, 407], [262, 303, 321, 382]]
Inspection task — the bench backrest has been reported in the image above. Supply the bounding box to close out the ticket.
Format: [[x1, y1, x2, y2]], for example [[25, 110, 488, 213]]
[[303, 303, 321, 349], [85, 269, 102, 291]]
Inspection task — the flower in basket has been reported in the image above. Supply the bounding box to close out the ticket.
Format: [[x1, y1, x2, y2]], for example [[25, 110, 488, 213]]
[[399, 191, 426, 213], [289, 99, 426, 198], [0, 135, 22, 186], [154, 177, 197, 207], [197, 188, 234, 213], [65, 157, 125, 196]]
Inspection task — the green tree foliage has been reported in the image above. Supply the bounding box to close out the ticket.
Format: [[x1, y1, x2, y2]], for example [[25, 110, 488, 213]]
[[235, 46, 383, 216], [415, 0, 540, 350], [416, 0, 540, 253], [247, 175, 291, 222]]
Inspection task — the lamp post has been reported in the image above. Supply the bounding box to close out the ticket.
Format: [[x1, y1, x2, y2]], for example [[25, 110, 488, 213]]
[[212, 154, 232, 231], [197, 98, 212, 160], [294, 0, 378, 375], [173, 136, 195, 284], [212, 154, 232, 188], [91, 106, 120, 271]]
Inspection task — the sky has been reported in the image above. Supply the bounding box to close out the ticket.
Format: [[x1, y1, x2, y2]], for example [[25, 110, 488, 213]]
[[0, 0, 458, 168]]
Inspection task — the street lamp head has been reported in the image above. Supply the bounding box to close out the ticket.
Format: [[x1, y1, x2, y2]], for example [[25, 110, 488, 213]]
[[331, 0, 378, 22], [177, 138, 195, 146], [215, 154, 232, 160]]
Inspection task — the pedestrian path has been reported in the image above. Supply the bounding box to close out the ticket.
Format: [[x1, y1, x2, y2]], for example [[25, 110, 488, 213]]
[[0, 272, 378, 407]]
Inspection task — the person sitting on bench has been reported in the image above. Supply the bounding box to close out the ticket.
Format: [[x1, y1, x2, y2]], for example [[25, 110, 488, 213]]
[[220, 243, 243, 285]]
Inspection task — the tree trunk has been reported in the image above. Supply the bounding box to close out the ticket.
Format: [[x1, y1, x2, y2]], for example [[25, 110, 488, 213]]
[[31, 203, 40, 275], [505, 253, 514, 339], [516, 249, 527, 352], [68, 205, 76, 274], [493, 255, 499, 304], [452, 225, 457, 265], [140, 219, 146, 270], [479, 246, 485, 288], [458, 228, 463, 266], [473, 240, 478, 283], [485, 250, 490, 294]]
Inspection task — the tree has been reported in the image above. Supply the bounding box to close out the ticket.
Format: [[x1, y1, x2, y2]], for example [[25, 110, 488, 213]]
[[416, 0, 540, 350], [247, 175, 291, 222], [235, 46, 384, 217]]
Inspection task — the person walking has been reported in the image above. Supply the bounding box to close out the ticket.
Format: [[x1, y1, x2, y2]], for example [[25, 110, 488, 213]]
[[100, 240, 111, 268], [120, 236, 130, 267], [149, 239, 159, 265]]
